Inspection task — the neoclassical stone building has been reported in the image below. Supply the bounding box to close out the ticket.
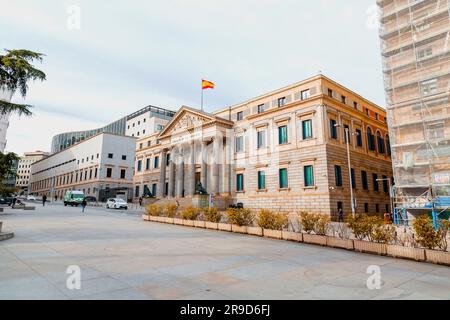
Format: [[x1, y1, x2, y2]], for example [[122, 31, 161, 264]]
[[134, 75, 393, 218]]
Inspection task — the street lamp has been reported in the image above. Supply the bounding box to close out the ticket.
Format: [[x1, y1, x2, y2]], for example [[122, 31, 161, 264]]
[[334, 123, 358, 218]]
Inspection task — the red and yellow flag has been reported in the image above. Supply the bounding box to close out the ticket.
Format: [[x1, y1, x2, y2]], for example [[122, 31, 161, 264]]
[[202, 79, 215, 90]]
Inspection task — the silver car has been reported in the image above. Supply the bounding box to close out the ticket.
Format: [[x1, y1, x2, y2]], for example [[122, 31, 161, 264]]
[[106, 198, 128, 210]]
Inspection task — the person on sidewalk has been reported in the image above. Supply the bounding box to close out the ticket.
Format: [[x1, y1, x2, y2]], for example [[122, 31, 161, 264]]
[[81, 199, 87, 213], [139, 196, 143, 207], [42, 194, 47, 207], [338, 208, 344, 223], [11, 196, 17, 208]]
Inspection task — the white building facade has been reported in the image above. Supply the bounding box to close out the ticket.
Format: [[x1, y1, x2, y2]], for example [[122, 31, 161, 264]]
[[125, 106, 174, 138], [29, 133, 136, 202], [16, 151, 49, 194]]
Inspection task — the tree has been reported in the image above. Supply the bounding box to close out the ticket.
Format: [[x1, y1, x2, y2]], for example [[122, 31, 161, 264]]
[[0, 152, 20, 195], [0, 49, 46, 116]]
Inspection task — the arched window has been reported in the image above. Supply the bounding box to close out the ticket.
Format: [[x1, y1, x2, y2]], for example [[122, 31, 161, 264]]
[[367, 127, 375, 151], [377, 131, 385, 154], [386, 134, 391, 156]]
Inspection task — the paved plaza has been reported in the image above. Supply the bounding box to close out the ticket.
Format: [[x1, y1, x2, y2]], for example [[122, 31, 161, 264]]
[[0, 203, 449, 300]]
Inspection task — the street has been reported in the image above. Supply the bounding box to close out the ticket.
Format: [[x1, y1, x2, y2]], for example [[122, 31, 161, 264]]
[[0, 203, 449, 300]]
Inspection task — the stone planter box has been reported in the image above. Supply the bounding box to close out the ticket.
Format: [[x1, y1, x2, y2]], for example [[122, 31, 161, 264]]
[[183, 219, 194, 227], [194, 220, 206, 228], [303, 233, 327, 246], [231, 225, 247, 234], [425, 249, 450, 266], [263, 229, 283, 239], [205, 221, 218, 230], [282, 231, 303, 242], [149, 215, 159, 222], [173, 218, 184, 225], [142, 214, 150, 221], [162, 217, 174, 224], [326, 237, 354, 250], [218, 223, 232, 232], [386, 245, 425, 262], [247, 226, 263, 237], [354, 240, 387, 255]]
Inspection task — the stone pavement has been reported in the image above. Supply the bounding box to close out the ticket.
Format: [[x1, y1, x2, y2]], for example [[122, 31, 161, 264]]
[[0, 204, 449, 300]]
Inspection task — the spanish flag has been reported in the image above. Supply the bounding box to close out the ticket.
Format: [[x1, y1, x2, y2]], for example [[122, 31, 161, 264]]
[[202, 79, 215, 90]]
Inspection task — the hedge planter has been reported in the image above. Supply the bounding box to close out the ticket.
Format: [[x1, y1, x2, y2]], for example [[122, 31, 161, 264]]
[[303, 233, 327, 246], [218, 223, 232, 232], [282, 231, 303, 242], [163, 217, 174, 224], [386, 245, 425, 262], [326, 237, 354, 250], [354, 240, 387, 255], [263, 229, 283, 239], [232, 225, 247, 234], [194, 220, 206, 228], [183, 220, 194, 227], [173, 218, 183, 225], [149, 215, 159, 222], [142, 214, 150, 221], [247, 226, 263, 237], [205, 222, 218, 230], [425, 250, 450, 266]]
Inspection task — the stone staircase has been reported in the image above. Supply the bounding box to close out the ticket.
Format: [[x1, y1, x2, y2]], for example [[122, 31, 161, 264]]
[[0, 221, 14, 241]]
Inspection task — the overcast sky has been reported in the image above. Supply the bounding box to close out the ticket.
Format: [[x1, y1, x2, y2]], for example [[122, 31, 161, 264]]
[[0, 0, 385, 155]]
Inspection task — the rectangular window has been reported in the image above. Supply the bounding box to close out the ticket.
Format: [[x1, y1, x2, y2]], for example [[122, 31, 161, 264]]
[[361, 170, 368, 190], [376, 204, 380, 213], [301, 89, 310, 100], [139, 143, 143, 149], [120, 169, 126, 179], [334, 165, 342, 187], [106, 168, 112, 178], [279, 168, 288, 189], [166, 153, 170, 166], [353, 101, 358, 109], [364, 203, 369, 213], [382, 175, 388, 193], [235, 136, 244, 153], [341, 95, 346, 104], [356, 129, 363, 147], [137, 160, 142, 172], [278, 125, 288, 144], [147, 141, 151, 147], [236, 174, 244, 192], [257, 130, 266, 149], [351, 168, 356, 189], [304, 165, 314, 187], [135, 186, 140, 197], [278, 97, 286, 107], [257, 171, 266, 190], [152, 183, 157, 196], [257, 104, 264, 114], [373, 173, 379, 192], [146, 158, 150, 170], [302, 120, 312, 140], [330, 119, 337, 139], [237, 111, 243, 121], [328, 88, 333, 97], [108, 153, 113, 159], [154, 156, 159, 169], [122, 155, 127, 160]]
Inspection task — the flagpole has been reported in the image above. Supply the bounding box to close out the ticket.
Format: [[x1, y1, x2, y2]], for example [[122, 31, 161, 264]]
[[201, 86, 204, 111]]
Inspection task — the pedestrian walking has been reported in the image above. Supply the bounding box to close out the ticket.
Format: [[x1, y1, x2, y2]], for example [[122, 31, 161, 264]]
[[11, 196, 17, 208], [81, 199, 87, 213], [42, 194, 47, 207], [139, 196, 143, 207], [338, 208, 344, 223]]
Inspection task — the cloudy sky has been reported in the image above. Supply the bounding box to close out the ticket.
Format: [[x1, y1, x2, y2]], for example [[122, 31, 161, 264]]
[[0, 0, 385, 155]]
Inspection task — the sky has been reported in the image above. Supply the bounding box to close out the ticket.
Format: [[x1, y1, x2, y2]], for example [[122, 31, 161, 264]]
[[0, 0, 385, 155]]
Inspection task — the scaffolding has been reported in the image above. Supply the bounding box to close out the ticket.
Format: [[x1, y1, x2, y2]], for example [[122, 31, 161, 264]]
[[378, 0, 450, 227]]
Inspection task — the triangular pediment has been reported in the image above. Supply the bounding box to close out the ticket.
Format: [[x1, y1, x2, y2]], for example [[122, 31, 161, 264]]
[[158, 106, 232, 137]]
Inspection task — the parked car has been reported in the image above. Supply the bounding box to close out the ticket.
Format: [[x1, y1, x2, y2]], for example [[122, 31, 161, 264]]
[[64, 190, 85, 207], [106, 198, 128, 210], [26, 195, 36, 201], [0, 197, 13, 205]]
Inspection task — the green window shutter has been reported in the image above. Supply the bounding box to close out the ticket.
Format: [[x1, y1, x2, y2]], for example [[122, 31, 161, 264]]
[[258, 171, 265, 190], [302, 120, 312, 139], [279, 168, 288, 188], [236, 174, 244, 191], [278, 125, 288, 144], [304, 165, 314, 187]]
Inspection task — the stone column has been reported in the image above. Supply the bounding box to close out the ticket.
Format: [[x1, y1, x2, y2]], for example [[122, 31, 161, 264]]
[[211, 137, 220, 195], [168, 147, 175, 197], [176, 146, 185, 197], [158, 148, 167, 197], [189, 141, 196, 196], [200, 140, 207, 190]]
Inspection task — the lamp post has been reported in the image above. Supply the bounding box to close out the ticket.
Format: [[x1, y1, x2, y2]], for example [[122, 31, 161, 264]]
[[334, 123, 357, 218]]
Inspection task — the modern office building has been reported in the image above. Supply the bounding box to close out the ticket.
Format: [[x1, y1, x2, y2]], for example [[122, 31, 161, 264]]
[[15, 151, 49, 194], [0, 88, 12, 153], [30, 133, 136, 202], [378, 0, 450, 217], [51, 105, 175, 153], [133, 75, 393, 218]]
